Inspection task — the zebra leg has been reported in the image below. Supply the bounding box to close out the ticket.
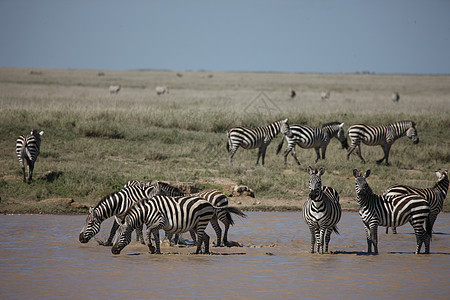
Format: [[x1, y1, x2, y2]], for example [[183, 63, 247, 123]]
[[135, 224, 145, 244], [314, 148, 321, 163], [20, 161, 26, 183], [321, 146, 327, 160], [308, 226, 316, 253], [324, 228, 332, 253], [150, 229, 162, 254], [27, 160, 35, 183], [286, 146, 301, 165], [189, 230, 197, 245], [283, 146, 293, 165], [195, 230, 210, 254], [229, 146, 238, 166], [318, 228, 325, 254], [210, 216, 223, 247], [104, 220, 120, 246], [371, 225, 379, 254], [427, 214, 437, 238], [376, 145, 391, 166], [363, 224, 373, 253], [220, 213, 231, 246]]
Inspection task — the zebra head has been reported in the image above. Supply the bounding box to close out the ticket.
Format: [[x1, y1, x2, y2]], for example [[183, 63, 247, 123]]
[[307, 166, 325, 200], [336, 123, 349, 149], [111, 217, 133, 255], [79, 207, 102, 243], [406, 122, 419, 144], [353, 169, 372, 199]]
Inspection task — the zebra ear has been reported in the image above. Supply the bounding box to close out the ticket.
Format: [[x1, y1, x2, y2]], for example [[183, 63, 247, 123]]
[[318, 167, 325, 176], [339, 123, 344, 128], [364, 170, 371, 178], [114, 216, 123, 225], [89, 207, 94, 214], [353, 169, 359, 178], [39, 131, 44, 136], [307, 166, 313, 175]]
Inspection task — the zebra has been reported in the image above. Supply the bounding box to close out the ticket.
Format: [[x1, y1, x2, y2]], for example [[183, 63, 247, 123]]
[[347, 120, 419, 166], [111, 195, 215, 255], [353, 169, 431, 254], [16, 130, 44, 183], [321, 91, 330, 100], [384, 169, 448, 235], [124, 179, 153, 188], [392, 92, 400, 103], [227, 119, 291, 166], [79, 184, 157, 246], [151, 181, 247, 246], [302, 167, 341, 254], [276, 122, 348, 165], [155, 86, 169, 95]]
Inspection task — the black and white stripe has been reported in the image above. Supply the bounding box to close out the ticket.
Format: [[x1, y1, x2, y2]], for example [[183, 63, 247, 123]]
[[152, 181, 247, 246], [384, 169, 448, 235], [227, 119, 290, 165], [302, 167, 341, 254], [353, 169, 431, 254], [111, 195, 215, 255], [347, 120, 419, 165], [16, 130, 44, 183], [277, 122, 348, 165], [79, 184, 155, 245]]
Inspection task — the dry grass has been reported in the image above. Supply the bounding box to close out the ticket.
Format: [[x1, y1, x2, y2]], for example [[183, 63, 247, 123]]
[[0, 67, 448, 213]]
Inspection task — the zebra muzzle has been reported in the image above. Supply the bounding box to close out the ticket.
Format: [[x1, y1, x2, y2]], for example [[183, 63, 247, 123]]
[[79, 232, 89, 243]]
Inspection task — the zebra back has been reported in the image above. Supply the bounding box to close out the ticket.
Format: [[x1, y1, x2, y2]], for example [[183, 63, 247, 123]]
[[384, 170, 448, 214], [25, 130, 43, 162]]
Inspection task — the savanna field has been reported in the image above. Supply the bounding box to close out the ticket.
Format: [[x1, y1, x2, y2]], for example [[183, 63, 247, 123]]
[[0, 67, 449, 213]]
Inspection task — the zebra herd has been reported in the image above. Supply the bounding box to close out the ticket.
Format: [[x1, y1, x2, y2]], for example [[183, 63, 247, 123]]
[[15, 121, 446, 255], [227, 119, 419, 166]]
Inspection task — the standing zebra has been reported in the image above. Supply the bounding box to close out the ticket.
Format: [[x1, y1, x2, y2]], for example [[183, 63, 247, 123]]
[[151, 181, 247, 246], [353, 169, 431, 254], [347, 120, 419, 166], [302, 167, 341, 254], [111, 195, 215, 255], [16, 130, 44, 183], [79, 184, 157, 245], [227, 119, 290, 166], [384, 169, 448, 235], [277, 122, 348, 165]]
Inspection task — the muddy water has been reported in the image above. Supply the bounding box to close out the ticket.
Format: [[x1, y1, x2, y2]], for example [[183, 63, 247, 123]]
[[1, 212, 449, 299]]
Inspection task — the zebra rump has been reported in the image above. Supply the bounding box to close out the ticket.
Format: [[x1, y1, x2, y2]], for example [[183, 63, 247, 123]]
[[16, 130, 44, 183]]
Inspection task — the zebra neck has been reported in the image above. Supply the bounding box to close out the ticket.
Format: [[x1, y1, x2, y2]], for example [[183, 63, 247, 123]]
[[322, 125, 336, 139], [390, 121, 410, 139], [356, 192, 379, 207], [434, 176, 449, 197]]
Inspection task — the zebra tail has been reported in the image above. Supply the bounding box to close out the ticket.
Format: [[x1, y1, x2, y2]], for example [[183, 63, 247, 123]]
[[426, 216, 433, 241], [225, 206, 247, 226], [276, 136, 285, 155], [226, 131, 230, 152], [332, 225, 340, 235]]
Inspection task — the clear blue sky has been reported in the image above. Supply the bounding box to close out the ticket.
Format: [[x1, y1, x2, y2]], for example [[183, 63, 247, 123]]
[[1, 0, 449, 74]]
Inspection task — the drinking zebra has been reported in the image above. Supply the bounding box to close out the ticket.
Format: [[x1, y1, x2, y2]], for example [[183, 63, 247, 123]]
[[111, 195, 215, 255], [347, 120, 419, 166], [302, 167, 341, 254], [79, 184, 156, 246], [227, 119, 290, 166], [276, 122, 348, 165], [353, 169, 431, 254], [151, 181, 247, 246], [16, 130, 44, 183], [384, 169, 448, 235]]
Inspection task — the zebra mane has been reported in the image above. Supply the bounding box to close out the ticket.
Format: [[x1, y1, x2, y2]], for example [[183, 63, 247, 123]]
[[121, 197, 148, 223], [322, 121, 341, 128], [93, 191, 118, 210], [155, 181, 184, 195], [389, 120, 415, 127]]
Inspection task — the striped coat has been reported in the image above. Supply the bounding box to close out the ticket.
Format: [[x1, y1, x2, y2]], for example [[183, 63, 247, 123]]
[[353, 169, 430, 254], [384, 169, 448, 235], [227, 119, 290, 165], [347, 120, 419, 165], [16, 130, 44, 183], [112, 195, 215, 255]]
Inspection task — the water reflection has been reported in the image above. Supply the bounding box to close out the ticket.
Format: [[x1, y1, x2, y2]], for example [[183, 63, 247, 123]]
[[0, 212, 449, 299]]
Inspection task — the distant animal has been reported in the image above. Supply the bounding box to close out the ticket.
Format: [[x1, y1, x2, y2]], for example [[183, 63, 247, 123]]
[[227, 119, 291, 166], [155, 86, 169, 95], [176, 73, 183, 77], [151, 181, 247, 247], [353, 169, 431, 254], [16, 130, 44, 183], [111, 195, 215, 255], [290, 89, 296, 99], [384, 169, 448, 235], [303, 167, 341, 254], [97, 72, 105, 76], [321, 91, 330, 100], [109, 85, 121, 94], [29, 71, 42, 75], [347, 120, 419, 165], [392, 92, 400, 102], [277, 122, 348, 165]]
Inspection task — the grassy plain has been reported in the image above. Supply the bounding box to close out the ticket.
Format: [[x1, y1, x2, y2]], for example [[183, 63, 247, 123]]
[[0, 67, 448, 213]]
